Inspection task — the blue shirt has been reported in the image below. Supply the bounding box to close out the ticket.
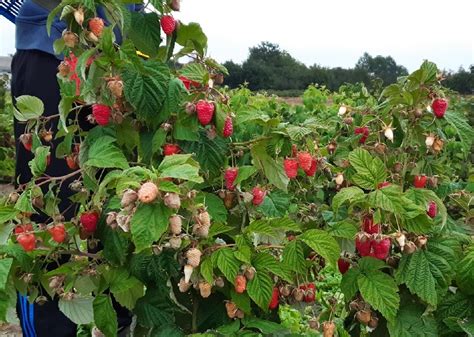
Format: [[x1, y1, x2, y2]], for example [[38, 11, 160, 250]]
[[15, 0, 142, 59]]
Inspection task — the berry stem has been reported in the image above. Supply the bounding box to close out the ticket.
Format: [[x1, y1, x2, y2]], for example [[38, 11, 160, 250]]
[[230, 136, 272, 147]]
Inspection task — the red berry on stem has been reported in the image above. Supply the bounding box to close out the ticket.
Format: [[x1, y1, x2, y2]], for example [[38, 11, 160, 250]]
[[223, 116, 233, 138], [355, 127, 369, 144], [88, 17, 104, 37], [235, 275, 247, 294], [92, 104, 111, 126], [284, 158, 299, 179], [269, 287, 279, 309], [427, 201, 437, 218], [17, 233, 36, 252], [355, 233, 372, 257], [49, 224, 66, 243], [195, 100, 215, 126], [304, 157, 318, 177], [80, 211, 99, 233], [362, 214, 380, 234], [252, 187, 266, 206], [371, 237, 391, 260], [163, 143, 181, 156], [297, 151, 312, 171], [160, 15, 176, 36], [413, 175, 427, 188], [224, 167, 238, 191], [377, 181, 391, 189], [337, 258, 350, 274], [431, 98, 448, 118]]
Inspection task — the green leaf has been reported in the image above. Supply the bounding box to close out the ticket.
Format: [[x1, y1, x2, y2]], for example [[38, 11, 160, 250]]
[[196, 193, 227, 223], [230, 290, 252, 314], [128, 12, 162, 57], [405, 188, 447, 228], [0, 205, 19, 224], [85, 136, 129, 169], [348, 148, 387, 189], [176, 22, 208, 57], [358, 257, 387, 272], [13, 95, 44, 121], [367, 185, 404, 214], [93, 295, 118, 337], [242, 317, 286, 334], [327, 221, 358, 239], [444, 110, 474, 151], [29, 146, 50, 177], [14, 189, 36, 214], [112, 277, 144, 310], [162, 78, 187, 118], [247, 217, 300, 237], [135, 286, 175, 328], [395, 238, 457, 307], [340, 268, 360, 300], [332, 186, 365, 213], [158, 154, 203, 183], [122, 61, 170, 123], [131, 203, 172, 252], [179, 63, 208, 83], [299, 229, 340, 267], [251, 141, 289, 192], [246, 269, 273, 311], [200, 258, 214, 284], [217, 320, 241, 335], [258, 190, 290, 218], [456, 244, 474, 295], [253, 252, 293, 283], [282, 240, 306, 274], [215, 248, 240, 284], [387, 297, 438, 337], [234, 165, 257, 186], [358, 271, 399, 322], [0, 258, 13, 291], [58, 295, 94, 325]]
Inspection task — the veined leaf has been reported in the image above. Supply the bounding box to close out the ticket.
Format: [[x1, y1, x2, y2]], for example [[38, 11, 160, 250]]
[[85, 136, 129, 170], [234, 165, 257, 186], [299, 229, 340, 267], [257, 191, 291, 218], [444, 110, 474, 151], [367, 185, 404, 214], [282, 240, 306, 274], [0, 258, 13, 291], [131, 203, 172, 252], [58, 295, 94, 325], [199, 258, 214, 285], [251, 141, 289, 192], [253, 252, 292, 282], [247, 217, 300, 237], [348, 148, 387, 189], [13, 95, 44, 121], [332, 186, 365, 213], [456, 244, 474, 295], [340, 268, 360, 301], [246, 270, 273, 311], [215, 248, 240, 284], [93, 295, 118, 337]]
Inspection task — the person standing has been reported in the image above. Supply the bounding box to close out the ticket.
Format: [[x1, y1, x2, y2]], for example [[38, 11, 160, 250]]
[[11, 1, 142, 336]]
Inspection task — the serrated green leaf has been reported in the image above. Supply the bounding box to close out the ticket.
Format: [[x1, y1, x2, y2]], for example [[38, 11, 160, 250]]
[[58, 295, 94, 325], [0, 258, 13, 291], [93, 295, 118, 337], [85, 136, 129, 169], [358, 271, 399, 322], [200, 258, 214, 284], [348, 148, 387, 189], [257, 190, 290, 218], [246, 270, 273, 311], [340, 268, 360, 300], [444, 110, 474, 151], [230, 289, 252, 314], [195, 193, 227, 223], [387, 297, 438, 337], [179, 63, 208, 83], [128, 12, 162, 57], [234, 165, 257, 186], [29, 146, 50, 177], [456, 244, 474, 295], [300, 229, 340, 267], [253, 252, 292, 282], [241, 317, 286, 334], [367, 185, 404, 213], [247, 217, 300, 237], [251, 141, 289, 192], [0, 205, 19, 224], [122, 61, 170, 123], [332, 186, 365, 213], [215, 248, 240, 284], [327, 221, 358, 239], [135, 286, 175, 328], [13, 95, 44, 121], [131, 203, 172, 252], [282, 240, 306, 274]]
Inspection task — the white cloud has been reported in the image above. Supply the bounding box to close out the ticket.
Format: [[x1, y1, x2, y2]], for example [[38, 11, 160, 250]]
[[1, 0, 472, 71]]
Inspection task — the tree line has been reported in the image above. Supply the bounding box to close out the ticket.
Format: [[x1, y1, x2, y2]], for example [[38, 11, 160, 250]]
[[223, 42, 473, 95]]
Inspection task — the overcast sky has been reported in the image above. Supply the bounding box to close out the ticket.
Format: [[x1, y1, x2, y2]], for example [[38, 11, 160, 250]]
[[1, 0, 472, 71]]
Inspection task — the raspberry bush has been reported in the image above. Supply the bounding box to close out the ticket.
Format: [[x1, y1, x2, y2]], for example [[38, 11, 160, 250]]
[[0, 1, 473, 336]]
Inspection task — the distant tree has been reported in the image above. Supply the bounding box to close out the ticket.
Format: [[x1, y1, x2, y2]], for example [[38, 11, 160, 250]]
[[443, 66, 473, 94], [222, 61, 244, 88], [355, 52, 408, 85]]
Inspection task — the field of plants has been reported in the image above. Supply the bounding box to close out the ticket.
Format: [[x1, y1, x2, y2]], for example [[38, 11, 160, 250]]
[[0, 1, 473, 337]]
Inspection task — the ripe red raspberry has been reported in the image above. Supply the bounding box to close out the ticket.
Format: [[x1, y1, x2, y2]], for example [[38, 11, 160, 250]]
[[252, 187, 266, 206], [268, 287, 279, 309], [66, 154, 78, 170], [178, 76, 200, 90], [297, 152, 312, 171], [223, 116, 233, 138], [235, 275, 247, 294], [196, 100, 215, 126], [304, 157, 318, 177], [88, 17, 104, 37], [300, 283, 316, 303], [377, 181, 391, 189], [337, 258, 350, 274], [49, 223, 66, 243], [355, 126, 369, 144], [431, 98, 448, 118], [163, 143, 181, 156], [160, 15, 176, 36], [413, 175, 427, 188], [14, 224, 33, 235], [362, 215, 380, 234], [224, 167, 238, 191], [20, 133, 32, 152], [80, 211, 99, 233], [355, 233, 372, 257], [17, 233, 36, 252], [138, 182, 159, 204], [284, 158, 299, 179], [92, 104, 111, 126], [371, 237, 391, 260], [427, 201, 437, 218]]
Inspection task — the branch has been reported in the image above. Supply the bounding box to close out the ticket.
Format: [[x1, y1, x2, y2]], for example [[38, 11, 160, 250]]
[[35, 169, 82, 187], [230, 136, 272, 147]]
